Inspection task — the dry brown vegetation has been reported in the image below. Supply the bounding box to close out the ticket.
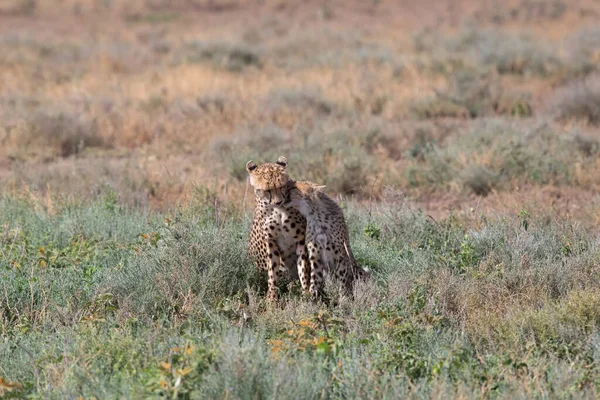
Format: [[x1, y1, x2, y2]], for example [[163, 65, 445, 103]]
[[1, 0, 600, 224]]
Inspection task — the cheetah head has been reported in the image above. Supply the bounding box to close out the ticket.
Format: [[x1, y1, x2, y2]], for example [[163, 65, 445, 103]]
[[284, 180, 326, 214], [246, 156, 292, 206], [293, 181, 326, 199]]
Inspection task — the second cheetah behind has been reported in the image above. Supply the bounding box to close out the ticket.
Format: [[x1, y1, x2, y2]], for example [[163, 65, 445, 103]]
[[284, 180, 370, 297]]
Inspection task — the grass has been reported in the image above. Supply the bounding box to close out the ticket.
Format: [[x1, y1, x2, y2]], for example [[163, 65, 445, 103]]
[[1, 192, 600, 398], [2, 2, 600, 397]]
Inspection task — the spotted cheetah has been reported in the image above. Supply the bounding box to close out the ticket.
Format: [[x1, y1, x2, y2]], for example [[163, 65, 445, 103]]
[[284, 181, 370, 298], [248, 158, 369, 299], [246, 156, 310, 301]]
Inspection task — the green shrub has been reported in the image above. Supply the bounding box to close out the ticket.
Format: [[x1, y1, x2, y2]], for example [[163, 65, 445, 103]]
[[2, 194, 600, 398]]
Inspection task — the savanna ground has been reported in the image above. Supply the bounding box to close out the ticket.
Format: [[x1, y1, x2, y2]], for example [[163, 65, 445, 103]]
[[1, 0, 600, 398]]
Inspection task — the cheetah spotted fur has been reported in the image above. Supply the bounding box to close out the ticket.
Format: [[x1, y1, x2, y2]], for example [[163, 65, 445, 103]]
[[284, 180, 370, 297], [246, 157, 310, 301]]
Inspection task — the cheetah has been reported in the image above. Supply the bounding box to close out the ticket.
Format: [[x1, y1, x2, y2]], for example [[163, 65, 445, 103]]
[[246, 156, 310, 301], [284, 181, 370, 298]]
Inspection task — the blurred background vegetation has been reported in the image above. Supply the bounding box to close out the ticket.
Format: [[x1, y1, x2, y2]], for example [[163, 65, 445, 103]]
[[0, 0, 599, 221]]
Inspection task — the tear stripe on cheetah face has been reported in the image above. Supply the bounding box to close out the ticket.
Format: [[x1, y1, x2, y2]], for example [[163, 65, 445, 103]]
[[246, 156, 310, 301], [284, 180, 370, 298]]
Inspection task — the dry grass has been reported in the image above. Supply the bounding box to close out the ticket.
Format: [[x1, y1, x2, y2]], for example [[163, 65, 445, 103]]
[[1, 0, 600, 216], [551, 73, 600, 125]]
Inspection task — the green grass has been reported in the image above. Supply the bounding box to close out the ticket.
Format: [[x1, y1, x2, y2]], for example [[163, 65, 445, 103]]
[[1, 192, 600, 398]]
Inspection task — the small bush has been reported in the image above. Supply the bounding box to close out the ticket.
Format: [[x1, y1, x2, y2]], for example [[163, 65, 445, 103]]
[[206, 123, 380, 196], [474, 0, 567, 24], [411, 69, 532, 119], [264, 87, 337, 117], [461, 165, 498, 196], [102, 207, 260, 319], [5, 158, 156, 209], [415, 27, 562, 77], [439, 69, 501, 118], [447, 28, 561, 76], [564, 26, 600, 75], [571, 133, 600, 157], [200, 333, 330, 399], [208, 124, 292, 181], [184, 41, 262, 72], [410, 97, 470, 119], [124, 11, 179, 24], [551, 74, 600, 125], [196, 94, 229, 114], [0, 0, 36, 16], [402, 120, 593, 191], [6, 111, 110, 160]]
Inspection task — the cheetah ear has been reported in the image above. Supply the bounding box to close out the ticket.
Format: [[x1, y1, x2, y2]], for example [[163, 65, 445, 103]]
[[276, 156, 287, 167], [305, 181, 326, 191], [246, 160, 257, 172], [310, 184, 326, 194]]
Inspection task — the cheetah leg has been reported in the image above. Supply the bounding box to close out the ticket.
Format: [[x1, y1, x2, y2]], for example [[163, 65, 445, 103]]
[[266, 239, 283, 303], [333, 256, 350, 290], [307, 240, 325, 299], [296, 243, 310, 294], [341, 259, 355, 295]]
